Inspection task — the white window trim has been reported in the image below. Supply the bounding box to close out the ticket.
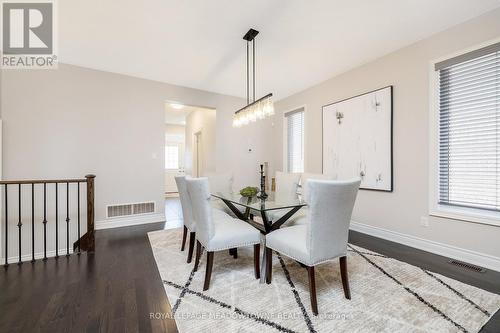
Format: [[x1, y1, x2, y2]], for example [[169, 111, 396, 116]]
[[282, 105, 306, 173], [428, 37, 500, 227]]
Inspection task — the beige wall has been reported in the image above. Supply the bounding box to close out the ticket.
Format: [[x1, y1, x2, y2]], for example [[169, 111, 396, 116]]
[[273, 9, 500, 258], [185, 107, 216, 177], [214, 102, 277, 190], [0, 63, 274, 234], [165, 124, 186, 137]]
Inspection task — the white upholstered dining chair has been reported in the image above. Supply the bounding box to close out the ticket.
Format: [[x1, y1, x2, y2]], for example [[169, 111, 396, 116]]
[[186, 177, 261, 290], [299, 172, 333, 202], [265, 179, 360, 315], [266, 171, 301, 222], [268, 172, 332, 225], [205, 172, 234, 194], [175, 175, 197, 263], [275, 171, 301, 196], [207, 173, 245, 213], [279, 172, 334, 226], [176, 175, 233, 263]]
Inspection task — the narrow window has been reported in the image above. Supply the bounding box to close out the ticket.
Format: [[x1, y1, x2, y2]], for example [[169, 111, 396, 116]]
[[285, 108, 305, 173]]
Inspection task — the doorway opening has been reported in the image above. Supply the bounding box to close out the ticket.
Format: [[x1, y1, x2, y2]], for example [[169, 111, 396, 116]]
[[164, 102, 216, 199]]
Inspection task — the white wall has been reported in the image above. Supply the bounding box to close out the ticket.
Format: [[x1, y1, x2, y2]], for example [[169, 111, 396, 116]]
[[185, 107, 216, 177], [217, 109, 277, 190], [0, 64, 275, 257], [273, 9, 500, 259], [165, 124, 186, 138]]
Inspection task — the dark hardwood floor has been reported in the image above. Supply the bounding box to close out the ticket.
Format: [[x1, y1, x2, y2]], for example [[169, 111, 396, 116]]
[[1, 198, 499, 332], [349, 231, 500, 333], [0, 222, 178, 333]]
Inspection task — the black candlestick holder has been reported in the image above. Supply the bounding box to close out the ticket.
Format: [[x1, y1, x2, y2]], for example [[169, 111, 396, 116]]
[[258, 164, 268, 199]]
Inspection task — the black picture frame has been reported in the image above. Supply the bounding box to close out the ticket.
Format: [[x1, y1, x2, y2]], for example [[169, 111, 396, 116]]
[[321, 85, 394, 192]]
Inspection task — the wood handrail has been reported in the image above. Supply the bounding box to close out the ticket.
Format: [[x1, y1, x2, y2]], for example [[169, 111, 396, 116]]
[[2, 174, 96, 266], [0, 179, 87, 185]]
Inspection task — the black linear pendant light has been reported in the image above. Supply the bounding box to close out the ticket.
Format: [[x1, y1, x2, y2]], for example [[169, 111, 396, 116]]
[[232, 28, 274, 127]]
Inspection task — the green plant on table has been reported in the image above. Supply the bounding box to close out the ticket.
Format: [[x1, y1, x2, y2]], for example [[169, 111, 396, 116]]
[[239, 186, 259, 198]]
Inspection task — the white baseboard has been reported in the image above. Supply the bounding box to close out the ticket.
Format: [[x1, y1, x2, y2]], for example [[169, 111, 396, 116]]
[[350, 221, 500, 272], [95, 213, 166, 230], [1, 248, 75, 265]]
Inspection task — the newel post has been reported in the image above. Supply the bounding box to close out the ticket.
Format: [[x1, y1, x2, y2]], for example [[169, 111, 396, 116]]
[[85, 174, 96, 252]]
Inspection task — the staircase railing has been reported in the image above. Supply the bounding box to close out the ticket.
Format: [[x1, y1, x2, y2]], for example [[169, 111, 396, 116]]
[[1, 175, 95, 266]]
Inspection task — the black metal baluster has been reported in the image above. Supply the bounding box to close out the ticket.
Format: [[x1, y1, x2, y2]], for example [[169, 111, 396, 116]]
[[66, 182, 70, 256], [77, 182, 81, 254], [43, 183, 47, 261], [55, 183, 58, 258], [31, 183, 35, 262], [17, 184, 22, 265], [4, 184, 8, 267]]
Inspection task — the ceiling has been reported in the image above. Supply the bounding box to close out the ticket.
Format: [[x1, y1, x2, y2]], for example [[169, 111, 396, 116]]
[[59, 0, 500, 100]]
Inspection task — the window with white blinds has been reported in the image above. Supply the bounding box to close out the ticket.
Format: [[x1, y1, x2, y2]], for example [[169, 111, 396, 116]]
[[435, 42, 500, 212], [285, 108, 305, 173], [165, 145, 179, 169]]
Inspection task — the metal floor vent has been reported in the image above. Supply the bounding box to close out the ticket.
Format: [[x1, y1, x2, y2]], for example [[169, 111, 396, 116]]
[[448, 259, 486, 273], [107, 202, 155, 218]]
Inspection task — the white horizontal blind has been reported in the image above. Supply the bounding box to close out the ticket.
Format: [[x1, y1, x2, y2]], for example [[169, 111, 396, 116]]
[[437, 47, 500, 212], [286, 108, 304, 173]]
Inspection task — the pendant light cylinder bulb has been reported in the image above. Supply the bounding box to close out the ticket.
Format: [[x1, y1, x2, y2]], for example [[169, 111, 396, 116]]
[[249, 105, 257, 122], [255, 102, 264, 120]]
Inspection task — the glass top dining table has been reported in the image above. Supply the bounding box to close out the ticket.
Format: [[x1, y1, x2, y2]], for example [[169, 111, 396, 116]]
[[211, 191, 307, 284], [211, 191, 307, 234]]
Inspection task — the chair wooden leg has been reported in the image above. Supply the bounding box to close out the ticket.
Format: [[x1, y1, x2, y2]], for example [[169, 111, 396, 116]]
[[187, 232, 196, 263], [339, 256, 351, 300], [181, 226, 187, 251], [194, 240, 202, 272], [203, 252, 214, 291], [265, 247, 272, 284], [253, 244, 260, 279], [307, 266, 318, 316]]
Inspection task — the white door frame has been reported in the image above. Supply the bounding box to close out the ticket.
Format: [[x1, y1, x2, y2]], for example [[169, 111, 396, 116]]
[[194, 130, 202, 177]]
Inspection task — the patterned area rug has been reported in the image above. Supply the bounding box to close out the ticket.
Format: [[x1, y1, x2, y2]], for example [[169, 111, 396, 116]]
[[148, 228, 500, 333]]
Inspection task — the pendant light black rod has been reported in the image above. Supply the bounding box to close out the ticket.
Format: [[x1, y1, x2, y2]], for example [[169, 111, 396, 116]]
[[253, 39, 255, 102], [242, 28, 259, 106], [246, 41, 249, 105], [234, 93, 273, 114]]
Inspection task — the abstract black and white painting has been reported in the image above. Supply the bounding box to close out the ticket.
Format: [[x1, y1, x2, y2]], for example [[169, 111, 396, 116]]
[[322, 86, 393, 191]]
